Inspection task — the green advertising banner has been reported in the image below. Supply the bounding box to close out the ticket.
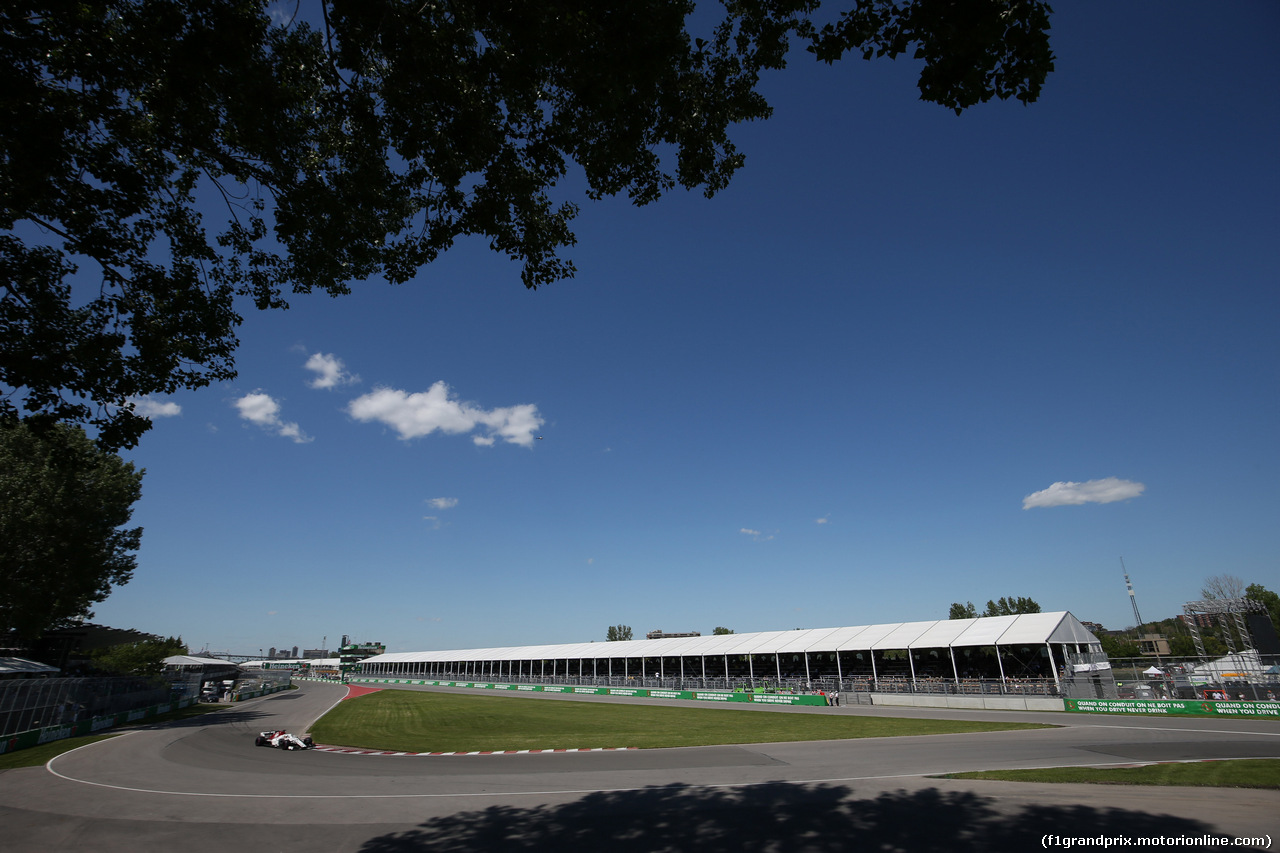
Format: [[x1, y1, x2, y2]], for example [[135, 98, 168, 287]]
[[1064, 698, 1280, 718], [353, 678, 829, 706]]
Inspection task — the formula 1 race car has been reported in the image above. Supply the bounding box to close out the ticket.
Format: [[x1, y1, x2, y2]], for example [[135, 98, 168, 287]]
[[254, 730, 315, 750]]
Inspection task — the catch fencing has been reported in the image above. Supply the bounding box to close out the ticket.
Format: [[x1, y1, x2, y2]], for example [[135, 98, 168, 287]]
[[0, 677, 169, 739]]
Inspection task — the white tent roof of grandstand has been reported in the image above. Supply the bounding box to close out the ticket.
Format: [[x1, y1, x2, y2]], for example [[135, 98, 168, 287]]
[[163, 655, 237, 667], [363, 611, 1099, 665]]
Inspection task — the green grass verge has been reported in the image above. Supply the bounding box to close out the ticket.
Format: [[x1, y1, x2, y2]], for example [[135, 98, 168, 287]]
[[939, 759, 1280, 789], [309, 689, 1053, 752], [0, 734, 122, 770], [0, 702, 226, 771]]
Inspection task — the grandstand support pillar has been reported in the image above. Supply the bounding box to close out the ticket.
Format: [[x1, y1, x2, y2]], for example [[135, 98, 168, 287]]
[[835, 650, 843, 689], [701, 655, 706, 685], [995, 645, 1007, 691], [775, 653, 781, 683], [1046, 643, 1061, 692], [748, 654, 755, 686], [948, 646, 960, 687], [803, 651, 811, 685], [870, 650, 878, 686], [907, 648, 917, 690]]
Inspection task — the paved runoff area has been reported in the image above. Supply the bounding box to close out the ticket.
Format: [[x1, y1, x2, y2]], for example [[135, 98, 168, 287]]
[[1, 681, 1276, 852]]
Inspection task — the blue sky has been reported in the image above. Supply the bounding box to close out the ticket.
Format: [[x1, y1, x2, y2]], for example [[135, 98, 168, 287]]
[[96, 3, 1278, 656]]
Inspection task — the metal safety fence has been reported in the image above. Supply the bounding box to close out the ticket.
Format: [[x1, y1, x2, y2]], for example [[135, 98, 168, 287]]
[[0, 677, 168, 739], [355, 670, 1069, 699]]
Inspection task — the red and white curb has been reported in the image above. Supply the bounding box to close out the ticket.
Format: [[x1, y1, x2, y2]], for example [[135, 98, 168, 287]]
[[314, 746, 637, 756]]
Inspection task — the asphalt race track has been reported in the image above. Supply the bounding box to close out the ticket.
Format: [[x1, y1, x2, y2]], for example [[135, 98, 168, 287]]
[[1, 681, 1277, 852]]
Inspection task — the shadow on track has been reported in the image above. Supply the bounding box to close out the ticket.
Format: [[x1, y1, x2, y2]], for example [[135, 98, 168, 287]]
[[128, 707, 274, 729], [355, 783, 1234, 852]]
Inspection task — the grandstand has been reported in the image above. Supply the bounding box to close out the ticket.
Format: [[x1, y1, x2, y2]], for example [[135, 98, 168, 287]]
[[357, 611, 1107, 699]]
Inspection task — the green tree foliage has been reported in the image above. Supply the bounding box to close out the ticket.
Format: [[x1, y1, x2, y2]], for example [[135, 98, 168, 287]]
[[949, 597, 1040, 618], [0, 419, 143, 641], [1245, 583, 1280, 631], [606, 624, 633, 642], [1, 0, 1055, 450], [983, 596, 1042, 617], [1099, 634, 1140, 659], [91, 635, 187, 678], [1167, 634, 1199, 657], [713, 626, 735, 635]]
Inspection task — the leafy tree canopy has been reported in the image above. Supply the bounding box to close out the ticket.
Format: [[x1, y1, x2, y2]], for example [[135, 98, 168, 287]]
[[91, 634, 187, 678], [606, 624, 633, 641], [1, 0, 1054, 450], [983, 596, 1041, 617], [1098, 634, 1140, 659], [1245, 583, 1280, 631], [949, 597, 1041, 619], [0, 418, 143, 641], [713, 626, 735, 635]]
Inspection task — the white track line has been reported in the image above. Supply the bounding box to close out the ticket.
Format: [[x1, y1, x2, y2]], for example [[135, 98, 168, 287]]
[[43, 754, 1280, 801]]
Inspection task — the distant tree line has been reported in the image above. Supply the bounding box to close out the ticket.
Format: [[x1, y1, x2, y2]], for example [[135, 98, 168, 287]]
[[948, 597, 1042, 620]]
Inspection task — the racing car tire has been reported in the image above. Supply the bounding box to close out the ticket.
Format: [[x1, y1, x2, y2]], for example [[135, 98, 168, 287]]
[[254, 736, 266, 747]]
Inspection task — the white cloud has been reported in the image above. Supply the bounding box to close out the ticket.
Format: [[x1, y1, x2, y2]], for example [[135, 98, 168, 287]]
[[815, 515, 830, 525], [740, 528, 761, 536], [233, 392, 312, 443], [740, 528, 775, 541], [129, 396, 182, 418], [347, 382, 543, 447], [1022, 477, 1146, 509], [427, 497, 458, 510], [305, 352, 360, 389]]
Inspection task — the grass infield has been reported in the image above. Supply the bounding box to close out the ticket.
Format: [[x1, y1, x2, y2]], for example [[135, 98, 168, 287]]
[[939, 759, 1280, 789], [308, 688, 1053, 752]]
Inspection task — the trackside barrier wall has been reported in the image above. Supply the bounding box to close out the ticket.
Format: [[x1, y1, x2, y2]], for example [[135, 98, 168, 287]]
[[868, 693, 1063, 712], [349, 677, 830, 706], [1063, 698, 1280, 718], [229, 682, 292, 702], [0, 682, 293, 755], [350, 678, 1280, 718], [0, 696, 194, 755]]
